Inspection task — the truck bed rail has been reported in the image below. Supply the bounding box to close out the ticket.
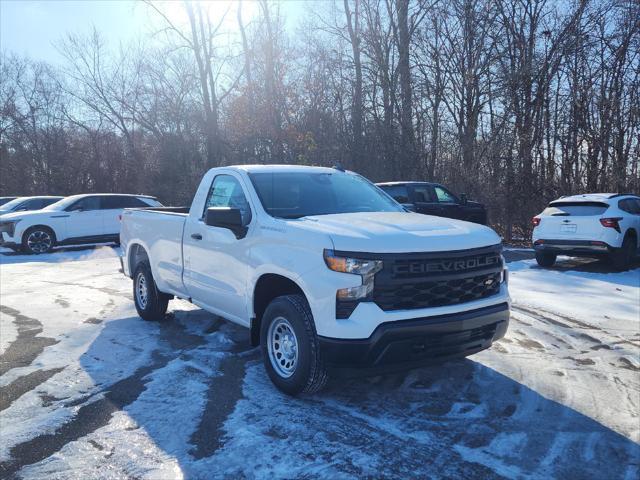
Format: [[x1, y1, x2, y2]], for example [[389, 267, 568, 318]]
[[128, 206, 190, 215]]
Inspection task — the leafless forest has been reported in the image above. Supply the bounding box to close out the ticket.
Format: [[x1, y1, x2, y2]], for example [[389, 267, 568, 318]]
[[1, 0, 638, 238]]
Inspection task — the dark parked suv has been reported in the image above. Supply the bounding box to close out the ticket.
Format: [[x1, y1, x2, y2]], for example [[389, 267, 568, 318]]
[[377, 182, 487, 225]]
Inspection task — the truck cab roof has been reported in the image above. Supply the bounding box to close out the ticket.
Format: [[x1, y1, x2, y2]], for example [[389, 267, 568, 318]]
[[230, 164, 343, 175]]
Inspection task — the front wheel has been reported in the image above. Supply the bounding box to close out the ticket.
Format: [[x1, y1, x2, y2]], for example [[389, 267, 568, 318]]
[[133, 262, 169, 321], [22, 227, 55, 254], [261, 294, 328, 395], [535, 251, 556, 268], [610, 236, 635, 271]]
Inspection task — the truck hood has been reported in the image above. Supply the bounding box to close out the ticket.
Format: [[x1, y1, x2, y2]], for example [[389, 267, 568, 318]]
[[298, 212, 501, 253]]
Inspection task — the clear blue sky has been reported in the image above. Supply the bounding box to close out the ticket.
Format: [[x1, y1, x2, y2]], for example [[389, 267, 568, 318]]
[[1, 1, 149, 62], [1, 0, 309, 64]]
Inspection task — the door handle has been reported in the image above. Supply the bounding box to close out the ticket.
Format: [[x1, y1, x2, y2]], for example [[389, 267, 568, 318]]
[[191, 233, 203, 240]]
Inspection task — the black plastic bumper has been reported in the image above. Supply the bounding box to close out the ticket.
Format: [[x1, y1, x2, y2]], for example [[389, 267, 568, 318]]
[[318, 303, 509, 376], [533, 240, 612, 256]]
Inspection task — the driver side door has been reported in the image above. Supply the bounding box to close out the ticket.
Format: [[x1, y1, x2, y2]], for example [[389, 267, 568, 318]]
[[183, 174, 253, 325], [433, 185, 462, 220]]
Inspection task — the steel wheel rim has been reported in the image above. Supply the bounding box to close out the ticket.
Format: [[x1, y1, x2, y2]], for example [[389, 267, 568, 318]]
[[27, 230, 52, 253], [267, 316, 299, 378], [136, 272, 148, 309]]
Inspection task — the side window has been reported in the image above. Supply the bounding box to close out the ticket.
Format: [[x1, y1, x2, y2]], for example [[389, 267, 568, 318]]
[[102, 196, 147, 209], [381, 185, 410, 204], [619, 198, 640, 214], [412, 185, 436, 203], [203, 175, 252, 224], [24, 199, 42, 209], [618, 199, 630, 213], [68, 196, 100, 211], [434, 186, 457, 203]]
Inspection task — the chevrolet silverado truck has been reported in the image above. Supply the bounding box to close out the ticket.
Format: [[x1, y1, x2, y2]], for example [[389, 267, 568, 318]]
[[120, 165, 510, 395]]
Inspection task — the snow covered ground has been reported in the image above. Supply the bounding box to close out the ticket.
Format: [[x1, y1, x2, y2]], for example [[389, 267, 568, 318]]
[[0, 246, 638, 479]]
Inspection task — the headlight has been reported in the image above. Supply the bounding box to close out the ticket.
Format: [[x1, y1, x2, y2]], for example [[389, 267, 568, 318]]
[[323, 250, 382, 276], [324, 249, 383, 311]]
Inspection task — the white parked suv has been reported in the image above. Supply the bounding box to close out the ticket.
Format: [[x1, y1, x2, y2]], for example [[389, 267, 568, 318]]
[[0, 194, 161, 254], [120, 165, 510, 395], [532, 193, 640, 269]]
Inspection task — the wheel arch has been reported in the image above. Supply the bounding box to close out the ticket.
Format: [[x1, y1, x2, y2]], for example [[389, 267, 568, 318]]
[[127, 242, 150, 278], [251, 273, 307, 347], [22, 224, 58, 243]]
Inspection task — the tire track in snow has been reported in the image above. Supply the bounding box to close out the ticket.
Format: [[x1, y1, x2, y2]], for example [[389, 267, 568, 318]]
[[0, 306, 58, 377], [0, 355, 167, 479], [0, 316, 211, 478], [189, 346, 259, 458], [0, 368, 64, 412], [512, 305, 639, 349]]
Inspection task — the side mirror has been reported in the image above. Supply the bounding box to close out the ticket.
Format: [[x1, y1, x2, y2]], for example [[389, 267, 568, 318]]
[[205, 207, 247, 239], [71, 206, 84, 212], [460, 193, 468, 205]]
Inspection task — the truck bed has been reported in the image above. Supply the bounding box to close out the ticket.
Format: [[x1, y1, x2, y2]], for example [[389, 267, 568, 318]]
[[120, 207, 189, 296]]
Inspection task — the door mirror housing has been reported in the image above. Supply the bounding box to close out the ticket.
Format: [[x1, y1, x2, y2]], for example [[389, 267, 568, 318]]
[[460, 193, 468, 205], [205, 207, 248, 239]]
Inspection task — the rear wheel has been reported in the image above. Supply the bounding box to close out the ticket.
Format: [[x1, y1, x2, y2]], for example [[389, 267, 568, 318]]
[[22, 227, 55, 254], [260, 294, 328, 395], [535, 251, 556, 268], [610, 235, 635, 270], [133, 262, 169, 321]]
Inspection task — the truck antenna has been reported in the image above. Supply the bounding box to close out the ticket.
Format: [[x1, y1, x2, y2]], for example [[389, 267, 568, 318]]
[[332, 162, 345, 172]]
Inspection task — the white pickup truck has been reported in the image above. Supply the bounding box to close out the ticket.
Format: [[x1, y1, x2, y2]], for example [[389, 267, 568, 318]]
[[120, 165, 510, 394]]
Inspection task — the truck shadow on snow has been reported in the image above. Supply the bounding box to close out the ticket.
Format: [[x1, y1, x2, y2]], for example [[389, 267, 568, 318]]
[[4, 308, 637, 478], [16, 308, 637, 479]]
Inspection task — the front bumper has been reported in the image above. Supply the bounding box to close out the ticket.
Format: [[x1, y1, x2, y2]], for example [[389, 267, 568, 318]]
[[0, 231, 19, 248], [318, 302, 509, 375], [533, 239, 613, 256]]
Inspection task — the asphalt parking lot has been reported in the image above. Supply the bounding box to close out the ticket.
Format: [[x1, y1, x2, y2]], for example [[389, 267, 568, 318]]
[[0, 246, 638, 479]]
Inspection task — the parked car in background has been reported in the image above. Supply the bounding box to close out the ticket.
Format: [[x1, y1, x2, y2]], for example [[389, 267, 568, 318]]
[[532, 193, 640, 270], [0, 196, 64, 216], [0, 197, 17, 207], [0, 194, 162, 254], [377, 182, 487, 225], [120, 165, 509, 395]]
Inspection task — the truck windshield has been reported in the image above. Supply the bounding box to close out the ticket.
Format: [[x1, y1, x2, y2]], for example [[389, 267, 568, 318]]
[[249, 171, 403, 219]]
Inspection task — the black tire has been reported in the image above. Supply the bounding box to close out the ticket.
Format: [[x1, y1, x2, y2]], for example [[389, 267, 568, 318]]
[[260, 294, 328, 396], [610, 235, 635, 271], [133, 262, 169, 321], [22, 226, 56, 254], [535, 251, 556, 268]]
